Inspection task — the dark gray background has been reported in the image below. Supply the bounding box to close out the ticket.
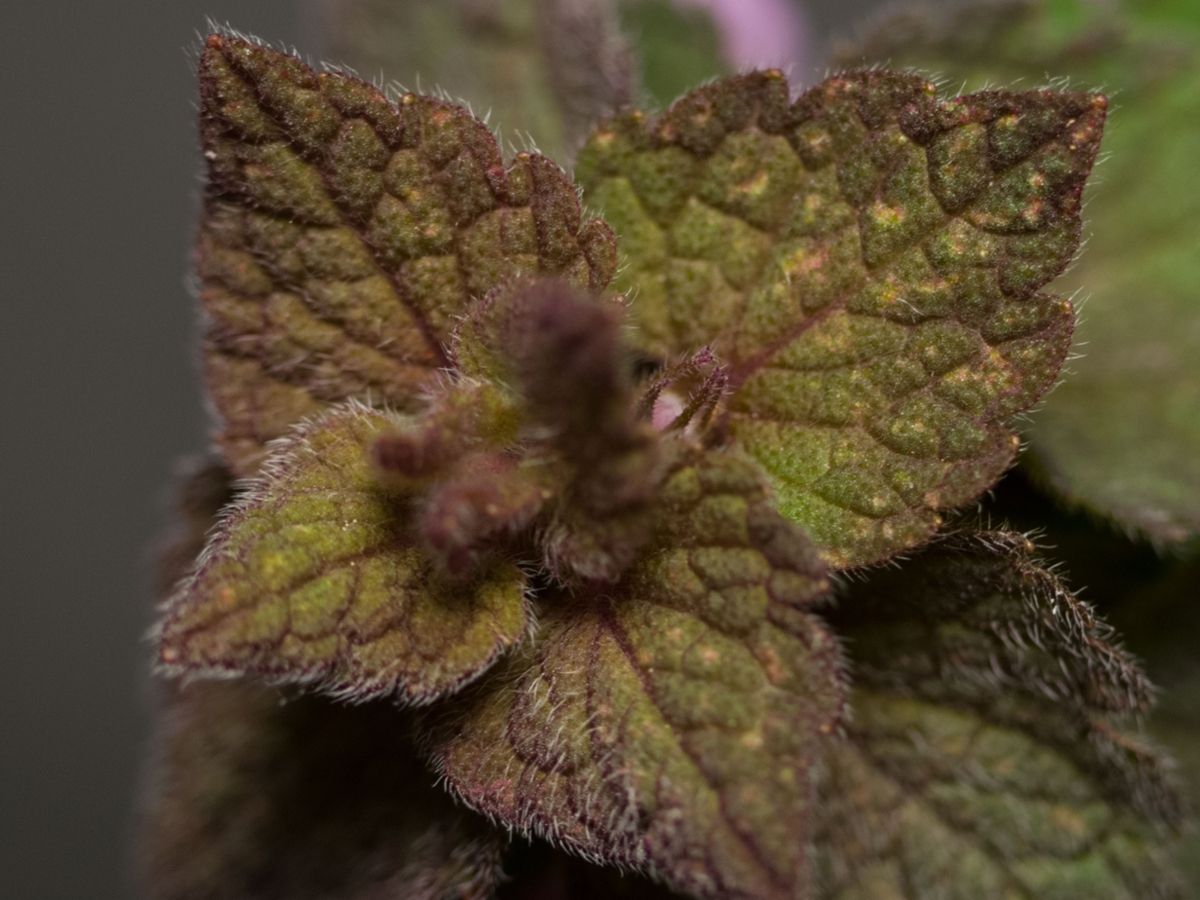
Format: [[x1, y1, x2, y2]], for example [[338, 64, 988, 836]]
[[0, 2, 896, 898], [1, 4, 305, 898]]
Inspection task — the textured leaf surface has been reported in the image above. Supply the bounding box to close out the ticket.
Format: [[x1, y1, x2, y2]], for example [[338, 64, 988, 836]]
[[816, 531, 1184, 899], [576, 70, 1105, 567], [143, 461, 505, 900], [196, 33, 616, 475], [158, 403, 529, 703], [432, 449, 843, 900], [841, 0, 1200, 542], [140, 682, 506, 900]]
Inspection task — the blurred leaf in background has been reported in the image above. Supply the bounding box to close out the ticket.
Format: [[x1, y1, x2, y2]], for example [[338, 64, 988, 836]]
[[313, 0, 634, 163], [835, 0, 1200, 886], [616, 0, 729, 108], [1106, 546, 1200, 889]]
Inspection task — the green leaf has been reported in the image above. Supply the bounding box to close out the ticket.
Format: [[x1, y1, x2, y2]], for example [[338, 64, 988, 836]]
[[816, 531, 1185, 899], [840, 1, 1200, 543], [196, 33, 617, 476], [140, 682, 506, 900], [576, 70, 1106, 567], [430, 449, 844, 900], [157, 403, 530, 704]]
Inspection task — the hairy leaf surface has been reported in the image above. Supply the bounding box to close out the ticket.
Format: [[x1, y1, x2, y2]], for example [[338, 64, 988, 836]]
[[452, 277, 675, 583], [196, 34, 616, 475], [576, 70, 1105, 567], [141, 682, 506, 900], [143, 461, 505, 900], [158, 403, 529, 704], [816, 532, 1184, 898], [842, 0, 1200, 543], [432, 450, 843, 900]]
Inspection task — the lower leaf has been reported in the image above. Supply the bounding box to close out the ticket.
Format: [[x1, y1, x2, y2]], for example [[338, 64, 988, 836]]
[[430, 449, 845, 900], [816, 692, 1184, 900], [817, 531, 1185, 899], [139, 682, 506, 900]]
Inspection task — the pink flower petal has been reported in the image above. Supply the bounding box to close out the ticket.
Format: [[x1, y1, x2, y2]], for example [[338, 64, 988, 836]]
[[652, 392, 686, 431], [673, 0, 810, 75]]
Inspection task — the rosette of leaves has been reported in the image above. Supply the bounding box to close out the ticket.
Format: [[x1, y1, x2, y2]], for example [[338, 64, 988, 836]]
[[144, 31, 1182, 900]]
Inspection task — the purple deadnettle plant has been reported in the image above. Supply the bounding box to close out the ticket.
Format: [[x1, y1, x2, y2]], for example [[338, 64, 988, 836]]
[[139, 24, 1186, 900]]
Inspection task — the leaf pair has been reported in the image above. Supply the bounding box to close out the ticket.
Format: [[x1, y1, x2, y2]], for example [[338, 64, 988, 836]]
[[198, 31, 1107, 571], [156, 406, 843, 900]]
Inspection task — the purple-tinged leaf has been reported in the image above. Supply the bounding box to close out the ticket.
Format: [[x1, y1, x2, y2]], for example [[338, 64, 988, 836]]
[[195, 34, 616, 476], [576, 70, 1105, 567], [814, 531, 1184, 898], [430, 449, 843, 900], [157, 402, 529, 704]]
